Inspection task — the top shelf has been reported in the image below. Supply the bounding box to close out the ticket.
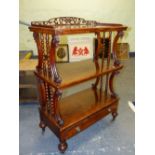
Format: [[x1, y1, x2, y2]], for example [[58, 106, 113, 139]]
[[29, 17, 127, 35]]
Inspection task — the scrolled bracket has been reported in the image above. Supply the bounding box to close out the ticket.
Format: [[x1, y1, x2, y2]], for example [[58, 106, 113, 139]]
[[50, 34, 62, 84], [114, 59, 121, 66], [52, 34, 60, 47], [109, 71, 120, 97], [33, 32, 39, 41], [92, 32, 101, 89], [51, 64, 62, 84], [33, 32, 43, 71], [112, 31, 124, 67], [53, 89, 64, 126], [37, 78, 46, 111]]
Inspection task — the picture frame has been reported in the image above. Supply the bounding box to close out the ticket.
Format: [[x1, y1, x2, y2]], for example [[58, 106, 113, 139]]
[[116, 43, 129, 60], [55, 44, 69, 63]]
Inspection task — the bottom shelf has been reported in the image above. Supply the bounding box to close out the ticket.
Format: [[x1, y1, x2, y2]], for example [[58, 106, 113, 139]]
[[41, 88, 119, 140], [60, 88, 118, 129]]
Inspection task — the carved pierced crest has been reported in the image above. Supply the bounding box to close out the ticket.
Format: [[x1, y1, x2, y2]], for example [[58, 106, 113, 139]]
[[31, 17, 97, 27]]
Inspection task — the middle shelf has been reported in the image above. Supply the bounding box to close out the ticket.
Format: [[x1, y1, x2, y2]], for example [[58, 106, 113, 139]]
[[35, 59, 123, 89]]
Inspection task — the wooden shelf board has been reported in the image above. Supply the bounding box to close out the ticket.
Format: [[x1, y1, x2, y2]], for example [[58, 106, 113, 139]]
[[35, 59, 123, 89], [59, 65, 123, 89]]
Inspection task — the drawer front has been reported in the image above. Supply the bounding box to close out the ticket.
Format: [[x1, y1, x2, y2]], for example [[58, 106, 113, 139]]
[[62, 103, 118, 140]]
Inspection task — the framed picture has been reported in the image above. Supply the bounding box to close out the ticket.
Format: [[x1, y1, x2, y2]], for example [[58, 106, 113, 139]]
[[55, 44, 69, 63], [116, 43, 129, 60]]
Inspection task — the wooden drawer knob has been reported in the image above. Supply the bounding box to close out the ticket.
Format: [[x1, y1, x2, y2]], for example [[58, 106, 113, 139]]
[[75, 126, 81, 132], [108, 108, 111, 112]]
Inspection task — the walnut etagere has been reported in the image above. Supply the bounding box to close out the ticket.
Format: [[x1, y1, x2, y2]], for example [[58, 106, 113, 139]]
[[29, 17, 127, 153]]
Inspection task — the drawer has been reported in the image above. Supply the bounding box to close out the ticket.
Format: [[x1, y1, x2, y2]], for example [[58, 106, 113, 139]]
[[61, 103, 118, 139]]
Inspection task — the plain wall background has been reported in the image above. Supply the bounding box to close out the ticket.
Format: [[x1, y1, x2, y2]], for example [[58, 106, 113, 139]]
[[19, 0, 135, 55]]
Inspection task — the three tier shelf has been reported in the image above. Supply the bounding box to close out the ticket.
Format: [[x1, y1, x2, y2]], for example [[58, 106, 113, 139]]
[[29, 17, 127, 153]]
